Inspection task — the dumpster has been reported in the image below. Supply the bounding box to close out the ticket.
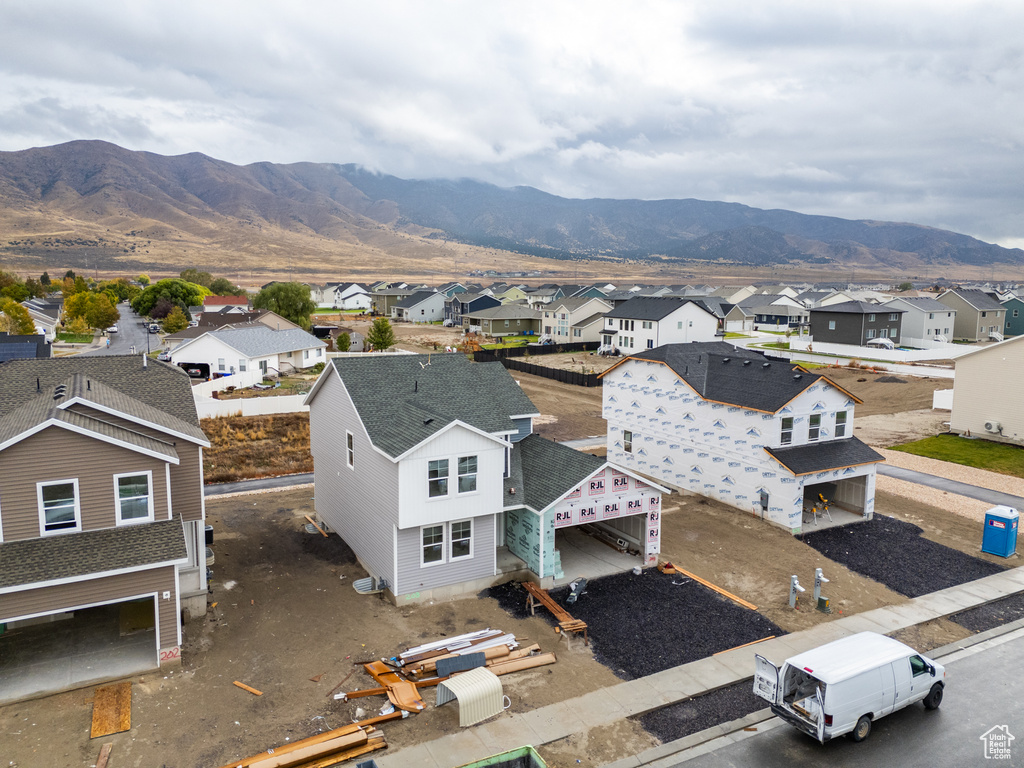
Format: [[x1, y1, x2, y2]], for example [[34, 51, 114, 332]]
[[981, 506, 1019, 558]]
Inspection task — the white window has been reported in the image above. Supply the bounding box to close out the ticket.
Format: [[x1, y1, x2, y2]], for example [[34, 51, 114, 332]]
[[928, 312, 935, 319], [888, 313, 898, 321], [835, 411, 847, 437], [421, 525, 445, 565], [926, 329, 931, 336], [677, 321, 682, 329], [218, 358, 226, 371], [450, 519, 472, 560], [114, 471, 154, 524], [38, 479, 81, 534], [828, 320, 836, 330], [317, 348, 322, 357], [780, 417, 793, 445], [866, 329, 876, 339], [428, 459, 449, 497], [868, 314, 876, 322], [504, 319, 510, 328], [457, 456, 477, 493], [346, 431, 354, 469], [573, 328, 581, 337], [304, 349, 310, 360], [239, 359, 247, 372], [808, 414, 821, 441], [642, 321, 653, 329], [623, 430, 633, 453]]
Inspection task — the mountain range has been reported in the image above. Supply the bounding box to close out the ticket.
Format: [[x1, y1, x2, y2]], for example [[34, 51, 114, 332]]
[[0, 140, 1020, 278]]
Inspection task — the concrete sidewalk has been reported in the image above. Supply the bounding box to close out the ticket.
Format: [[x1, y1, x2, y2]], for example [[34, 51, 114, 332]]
[[373, 565, 1024, 768], [877, 464, 1024, 509]]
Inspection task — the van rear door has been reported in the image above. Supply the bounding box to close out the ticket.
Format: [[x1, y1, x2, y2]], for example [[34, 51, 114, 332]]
[[753, 654, 781, 705]]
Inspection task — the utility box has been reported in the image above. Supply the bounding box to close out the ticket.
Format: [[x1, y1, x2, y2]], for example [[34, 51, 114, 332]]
[[981, 506, 1019, 558]]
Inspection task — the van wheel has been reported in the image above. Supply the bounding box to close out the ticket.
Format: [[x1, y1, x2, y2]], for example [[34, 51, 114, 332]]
[[924, 684, 943, 710], [850, 715, 872, 742]]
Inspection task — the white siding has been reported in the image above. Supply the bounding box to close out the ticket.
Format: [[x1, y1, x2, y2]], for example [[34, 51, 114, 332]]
[[950, 336, 1024, 445]]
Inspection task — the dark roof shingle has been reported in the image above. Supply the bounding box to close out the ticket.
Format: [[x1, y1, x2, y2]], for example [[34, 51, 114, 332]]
[[764, 437, 884, 475]]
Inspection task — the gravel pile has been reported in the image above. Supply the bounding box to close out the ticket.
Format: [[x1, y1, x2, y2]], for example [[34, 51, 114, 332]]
[[799, 514, 1005, 597], [486, 570, 783, 680], [637, 682, 765, 743], [875, 375, 908, 383], [951, 593, 1024, 632]]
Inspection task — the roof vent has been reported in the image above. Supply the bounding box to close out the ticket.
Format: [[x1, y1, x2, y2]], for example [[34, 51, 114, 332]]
[[763, 362, 770, 368], [424, 418, 433, 425], [793, 374, 802, 380], [742, 360, 751, 366], [722, 357, 730, 363], [53, 385, 67, 400]]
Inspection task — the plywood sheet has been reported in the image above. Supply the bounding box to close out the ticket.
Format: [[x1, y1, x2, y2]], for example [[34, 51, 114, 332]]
[[90, 682, 132, 738]]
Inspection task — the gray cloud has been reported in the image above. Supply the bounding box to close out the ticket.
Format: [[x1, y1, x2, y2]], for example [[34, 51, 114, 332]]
[[0, 1, 1022, 248]]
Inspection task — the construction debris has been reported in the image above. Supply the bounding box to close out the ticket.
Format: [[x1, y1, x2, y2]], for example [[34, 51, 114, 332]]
[[214, 715, 393, 768], [90, 682, 132, 739], [233, 681, 264, 696], [521, 581, 590, 645]]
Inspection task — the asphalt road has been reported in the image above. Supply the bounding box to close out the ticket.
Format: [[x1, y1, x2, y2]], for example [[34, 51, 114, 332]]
[[79, 304, 159, 357], [670, 629, 1024, 768]]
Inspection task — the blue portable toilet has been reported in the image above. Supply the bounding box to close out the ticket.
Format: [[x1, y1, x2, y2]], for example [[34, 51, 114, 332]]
[[981, 506, 1019, 558]]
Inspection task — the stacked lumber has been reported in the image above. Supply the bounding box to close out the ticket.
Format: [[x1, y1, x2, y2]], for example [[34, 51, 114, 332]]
[[521, 582, 589, 645], [215, 719, 388, 768]]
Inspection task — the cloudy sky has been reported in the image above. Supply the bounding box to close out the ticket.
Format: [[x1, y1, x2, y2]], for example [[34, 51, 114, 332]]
[[2, 1, 1022, 248]]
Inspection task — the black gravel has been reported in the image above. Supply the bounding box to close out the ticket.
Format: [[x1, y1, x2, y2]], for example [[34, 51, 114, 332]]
[[951, 592, 1024, 632], [799, 514, 1005, 598], [485, 570, 783, 680], [636, 682, 765, 743]]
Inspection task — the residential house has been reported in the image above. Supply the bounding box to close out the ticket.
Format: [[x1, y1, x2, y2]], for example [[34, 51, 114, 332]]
[[542, 297, 613, 343], [202, 295, 250, 313], [304, 354, 666, 600], [169, 326, 326, 378], [444, 293, 501, 327], [809, 301, 905, 346], [949, 335, 1024, 445], [21, 298, 63, 341], [1002, 297, 1024, 337], [0, 356, 210, 699], [436, 282, 469, 298], [600, 343, 882, 533], [330, 282, 372, 311], [882, 296, 956, 345], [370, 289, 414, 317], [391, 291, 445, 323], [0, 333, 51, 361], [735, 294, 808, 331], [165, 310, 301, 352], [936, 289, 1006, 342], [600, 297, 720, 353], [462, 305, 542, 337]]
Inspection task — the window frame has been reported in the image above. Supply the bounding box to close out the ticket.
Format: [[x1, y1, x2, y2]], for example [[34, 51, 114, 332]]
[[457, 455, 478, 494], [808, 414, 821, 442], [346, 430, 355, 469], [623, 430, 633, 453], [450, 519, 473, 561], [420, 524, 445, 566], [114, 470, 155, 525], [780, 417, 794, 445], [828, 320, 836, 330], [835, 410, 847, 437], [37, 478, 82, 535], [428, 458, 450, 498]]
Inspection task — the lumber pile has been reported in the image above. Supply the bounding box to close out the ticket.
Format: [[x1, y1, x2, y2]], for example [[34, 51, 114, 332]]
[[521, 581, 589, 645], [215, 718, 389, 768]]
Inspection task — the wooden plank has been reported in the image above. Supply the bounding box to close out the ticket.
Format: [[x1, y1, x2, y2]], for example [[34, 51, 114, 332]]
[[304, 514, 328, 538], [713, 635, 776, 655], [90, 682, 132, 739], [245, 731, 367, 768], [233, 681, 263, 696], [671, 567, 758, 611], [300, 736, 387, 768], [95, 743, 113, 768], [486, 652, 557, 675]]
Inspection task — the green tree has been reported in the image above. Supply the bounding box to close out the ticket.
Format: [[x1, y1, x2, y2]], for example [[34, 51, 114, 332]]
[[180, 268, 213, 288], [63, 292, 92, 321], [137, 273, 150, 286], [24, 277, 47, 299], [64, 314, 91, 336], [252, 282, 316, 330], [896, 282, 913, 292], [208, 277, 242, 296], [162, 306, 189, 333], [40, 271, 51, 287], [86, 294, 119, 330], [365, 317, 395, 351], [0, 299, 37, 335], [336, 332, 351, 352], [131, 278, 210, 317], [64, 270, 76, 279]]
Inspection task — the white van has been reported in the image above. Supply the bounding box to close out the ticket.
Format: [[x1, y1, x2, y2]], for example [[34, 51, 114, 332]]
[[753, 632, 945, 743]]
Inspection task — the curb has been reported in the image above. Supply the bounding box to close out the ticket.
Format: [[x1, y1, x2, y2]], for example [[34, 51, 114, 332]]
[[602, 615, 1024, 768]]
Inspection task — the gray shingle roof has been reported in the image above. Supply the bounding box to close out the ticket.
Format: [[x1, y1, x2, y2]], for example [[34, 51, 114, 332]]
[[205, 326, 325, 357], [514, 434, 605, 512], [948, 289, 1004, 311], [604, 296, 693, 321], [0, 356, 203, 433], [764, 437, 883, 476], [812, 300, 904, 315], [0, 517, 187, 590], [886, 296, 951, 312], [465, 305, 541, 320], [328, 354, 539, 458], [612, 343, 859, 413], [393, 291, 440, 310]]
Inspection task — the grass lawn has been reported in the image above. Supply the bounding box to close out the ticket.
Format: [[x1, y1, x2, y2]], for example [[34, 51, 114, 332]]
[[483, 336, 531, 349], [758, 341, 790, 350], [890, 434, 1024, 479], [56, 332, 94, 343], [723, 332, 751, 339]]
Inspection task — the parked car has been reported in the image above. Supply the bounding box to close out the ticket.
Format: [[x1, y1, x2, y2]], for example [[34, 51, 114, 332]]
[[149, 323, 160, 333], [157, 351, 172, 362], [106, 324, 118, 333], [753, 631, 944, 743]]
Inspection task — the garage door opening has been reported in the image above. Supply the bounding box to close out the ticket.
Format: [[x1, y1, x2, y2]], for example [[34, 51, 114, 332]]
[[553, 521, 644, 586], [803, 477, 870, 529], [0, 598, 159, 704]]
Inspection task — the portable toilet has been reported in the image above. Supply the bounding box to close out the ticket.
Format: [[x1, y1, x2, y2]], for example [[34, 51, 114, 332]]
[[981, 506, 1019, 558]]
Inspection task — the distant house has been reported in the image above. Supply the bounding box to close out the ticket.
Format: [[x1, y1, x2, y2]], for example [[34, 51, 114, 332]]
[[601, 297, 720, 352], [463, 305, 542, 337], [202, 295, 250, 312], [391, 291, 445, 323], [21, 298, 63, 341], [331, 282, 372, 311], [0, 333, 51, 361], [445, 293, 500, 326], [950, 335, 1024, 445], [542, 297, 613, 343], [809, 301, 905, 346], [936, 289, 1006, 342], [735, 294, 808, 331], [1001, 297, 1024, 338], [371, 289, 415, 317], [0, 356, 210, 699], [169, 326, 326, 378], [882, 296, 956, 344]]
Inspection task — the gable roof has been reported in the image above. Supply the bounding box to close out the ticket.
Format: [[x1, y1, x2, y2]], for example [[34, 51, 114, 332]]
[[884, 296, 952, 312], [812, 300, 903, 315], [764, 437, 883, 476], [319, 354, 539, 458], [600, 343, 860, 413], [548, 296, 609, 313], [203, 295, 249, 306], [944, 288, 1005, 311], [465, 305, 542, 320], [393, 290, 442, 310], [177, 326, 325, 358], [604, 296, 706, 321]]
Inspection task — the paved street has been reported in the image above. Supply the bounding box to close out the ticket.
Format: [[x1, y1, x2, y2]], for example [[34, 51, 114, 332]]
[[668, 629, 1024, 768], [79, 304, 158, 357]]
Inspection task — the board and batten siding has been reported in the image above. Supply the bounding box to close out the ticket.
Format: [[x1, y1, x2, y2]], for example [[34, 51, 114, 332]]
[[308, 370, 399, 586], [0, 565, 179, 651], [67, 403, 206, 522], [395, 513, 495, 595], [396, 426, 504, 530], [950, 339, 1024, 445], [0, 427, 171, 542]]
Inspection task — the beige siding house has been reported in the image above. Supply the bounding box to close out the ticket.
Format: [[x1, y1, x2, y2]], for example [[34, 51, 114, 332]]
[[949, 334, 1024, 445], [0, 357, 209, 702]]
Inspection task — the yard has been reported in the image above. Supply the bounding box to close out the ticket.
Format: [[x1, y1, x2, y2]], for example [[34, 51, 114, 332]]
[[890, 433, 1024, 479]]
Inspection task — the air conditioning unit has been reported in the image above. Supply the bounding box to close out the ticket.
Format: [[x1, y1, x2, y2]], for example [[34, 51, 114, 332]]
[[984, 420, 1002, 433]]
